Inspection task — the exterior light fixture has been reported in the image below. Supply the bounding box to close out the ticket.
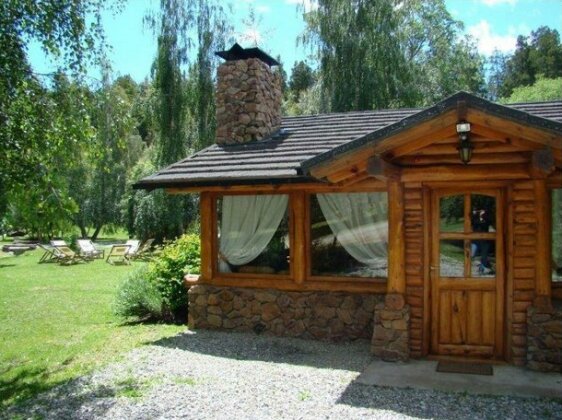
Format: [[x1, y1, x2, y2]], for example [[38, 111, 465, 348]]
[[456, 122, 473, 164]]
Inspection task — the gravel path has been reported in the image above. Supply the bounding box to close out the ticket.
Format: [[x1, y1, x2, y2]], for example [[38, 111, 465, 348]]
[[5, 330, 562, 419]]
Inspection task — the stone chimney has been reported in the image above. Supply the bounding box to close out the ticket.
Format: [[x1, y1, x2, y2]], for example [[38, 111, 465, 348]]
[[215, 43, 283, 145]]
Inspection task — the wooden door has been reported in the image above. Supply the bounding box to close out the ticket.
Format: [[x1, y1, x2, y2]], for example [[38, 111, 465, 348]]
[[431, 189, 505, 359]]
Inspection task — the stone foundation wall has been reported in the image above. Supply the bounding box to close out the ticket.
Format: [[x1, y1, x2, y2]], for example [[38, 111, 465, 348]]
[[526, 301, 562, 372], [371, 294, 410, 362], [188, 284, 383, 341]]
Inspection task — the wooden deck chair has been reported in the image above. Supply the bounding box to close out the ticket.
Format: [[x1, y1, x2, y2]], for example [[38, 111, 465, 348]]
[[130, 238, 155, 261], [77, 239, 104, 260], [124, 239, 141, 258], [50, 239, 68, 247], [38, 244, 60, 263], [106, 244, 132, 265], [53, 246, 81, 265]]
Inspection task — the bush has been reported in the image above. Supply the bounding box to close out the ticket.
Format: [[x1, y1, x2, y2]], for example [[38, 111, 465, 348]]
[[148, 233, 200, 321], [114, 233, 201, 323], [114, 266, 163, 321]]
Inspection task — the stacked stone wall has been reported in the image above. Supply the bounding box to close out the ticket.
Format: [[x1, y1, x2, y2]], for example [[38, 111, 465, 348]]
[[188, 284, 383, 341], [216, 58, 282, 145], [371, 294, 410, 361], [526, 301, 562, 372]]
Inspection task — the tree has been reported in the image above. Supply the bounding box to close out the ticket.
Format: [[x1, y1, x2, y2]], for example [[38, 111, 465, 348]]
[[396, 0, 486, 105], [0, 0, 118, 218], [500, 77, 562, 103], [495, 26, 562, 98], [302, 0, 411, 112], [289, 61, 315, 101]]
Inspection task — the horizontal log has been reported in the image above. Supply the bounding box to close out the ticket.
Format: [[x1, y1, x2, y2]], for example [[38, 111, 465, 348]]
[[513, 257, 535, 268], [513, 290, 535, 302], [400, 164, 530, 182], [514, 279, 535, 290], [513, 301, 532, 312], [396, 152, 529, 166]]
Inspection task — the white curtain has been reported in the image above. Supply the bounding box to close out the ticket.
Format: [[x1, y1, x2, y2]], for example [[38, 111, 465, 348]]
[[317, 192, 388, 266], [219, 194, 288, 272]]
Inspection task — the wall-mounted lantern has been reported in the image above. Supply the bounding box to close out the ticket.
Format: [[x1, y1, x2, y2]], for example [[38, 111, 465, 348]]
[[456, 122, 473, 164]]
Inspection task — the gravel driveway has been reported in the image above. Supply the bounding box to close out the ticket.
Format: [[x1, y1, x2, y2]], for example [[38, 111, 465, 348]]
[[5, 330, 562, 419]]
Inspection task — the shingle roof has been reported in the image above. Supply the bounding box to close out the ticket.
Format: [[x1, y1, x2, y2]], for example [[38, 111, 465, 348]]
[[135, 93, 562, 189]]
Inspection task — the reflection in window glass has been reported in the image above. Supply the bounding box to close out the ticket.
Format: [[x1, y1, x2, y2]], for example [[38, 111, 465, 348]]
[[470, 240, 496, 278], [310, 193, 388, 278], [440, 240, 465, 277], [471, 194, 496, 233], [440, 195, 464, 232], [553, 189, 562, 282], [217, 195, 290, 275]]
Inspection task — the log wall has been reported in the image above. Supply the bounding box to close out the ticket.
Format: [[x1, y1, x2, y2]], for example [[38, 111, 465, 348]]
[[510, 181, 538, 365], [403, 182, 426, 358]]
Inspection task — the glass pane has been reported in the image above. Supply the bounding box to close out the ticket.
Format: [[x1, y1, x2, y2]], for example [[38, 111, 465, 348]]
[[217, 195, 290, 275], [440, 195, 464, 232], [471, 194, 496, 233], [310, 193, 388, 278], [553, 189, 562, 282], [470, 240, 496, 278], [440, 240, 465, 277]]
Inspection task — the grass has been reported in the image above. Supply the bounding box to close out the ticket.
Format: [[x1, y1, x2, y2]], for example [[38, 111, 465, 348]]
[[0, 245, 185, 408]]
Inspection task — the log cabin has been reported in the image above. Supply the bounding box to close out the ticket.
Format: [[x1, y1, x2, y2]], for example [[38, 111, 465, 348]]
[[136, 44, 562, 372]]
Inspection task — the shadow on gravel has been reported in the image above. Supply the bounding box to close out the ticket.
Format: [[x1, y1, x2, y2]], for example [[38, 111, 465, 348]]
[[148, 329, 371, 371], [3, 376, 123, 419]]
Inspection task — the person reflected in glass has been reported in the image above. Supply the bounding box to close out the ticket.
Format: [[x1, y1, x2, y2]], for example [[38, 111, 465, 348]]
[[471, 209, 493, 274]]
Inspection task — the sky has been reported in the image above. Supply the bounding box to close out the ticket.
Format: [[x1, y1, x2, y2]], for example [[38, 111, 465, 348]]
[[28, 0, 562, 84]]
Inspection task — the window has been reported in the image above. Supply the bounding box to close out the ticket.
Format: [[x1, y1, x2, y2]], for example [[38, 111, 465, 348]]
[[310, 192, 388, 278], [553, 189, 562, 283], [216, 194, 290, 275]]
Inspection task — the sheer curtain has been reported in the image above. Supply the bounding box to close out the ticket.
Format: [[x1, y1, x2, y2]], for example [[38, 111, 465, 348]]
[[219, 194, 288, 272], [317, 192, 388, 266]]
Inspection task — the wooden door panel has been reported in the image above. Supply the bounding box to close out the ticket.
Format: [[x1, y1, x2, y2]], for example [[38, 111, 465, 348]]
[[431, 188, 504, 359], [466, 291, 482, 345], [482, 291, 496, 346]]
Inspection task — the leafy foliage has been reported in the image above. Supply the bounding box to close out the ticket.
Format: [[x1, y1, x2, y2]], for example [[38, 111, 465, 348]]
[[491, 26, 562, 98], [114, 234, 201, 322], [149, 233, 201, 321], [114, 266, 164, 320], [500, 77, 562, 103]]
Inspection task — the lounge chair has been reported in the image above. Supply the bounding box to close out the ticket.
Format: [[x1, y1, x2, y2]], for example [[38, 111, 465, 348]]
[[77, 239, 105, 260], [125, 239, 141, 257], [129, 238, 155, 261], [50, 239, 68, 247], [53, 246, 82, 265], [38, 244, 60, 263], [106, 244, 132, 265]]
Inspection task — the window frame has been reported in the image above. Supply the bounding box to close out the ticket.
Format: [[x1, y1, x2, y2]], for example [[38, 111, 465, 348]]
[[305, 190, 389, 284], [550, 186, 562, 295], [212, 191, 294, 281]]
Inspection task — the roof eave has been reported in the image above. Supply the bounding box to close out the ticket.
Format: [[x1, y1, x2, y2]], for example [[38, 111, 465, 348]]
[[301, 91, 562, 175]]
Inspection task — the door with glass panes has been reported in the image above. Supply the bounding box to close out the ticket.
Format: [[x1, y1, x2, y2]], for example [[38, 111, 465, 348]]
[[431, 189, 505, 359]]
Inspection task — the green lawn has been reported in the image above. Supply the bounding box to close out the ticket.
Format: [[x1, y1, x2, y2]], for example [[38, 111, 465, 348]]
[[0, 246, 185, 408]]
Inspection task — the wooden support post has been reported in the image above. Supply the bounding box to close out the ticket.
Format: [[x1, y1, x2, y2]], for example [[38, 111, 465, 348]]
[[292, 192, 306, 284], [200, 193, 214, 282], [533, 179, 552, 307], [387, 178, 406, 296]]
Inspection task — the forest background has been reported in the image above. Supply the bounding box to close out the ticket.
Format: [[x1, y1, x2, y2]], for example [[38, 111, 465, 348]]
[[1, 0, 561, 242]]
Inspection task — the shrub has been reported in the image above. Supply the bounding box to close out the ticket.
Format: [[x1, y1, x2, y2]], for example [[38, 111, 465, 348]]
[[114, 233, 201, 323], [148, 233, 200, 322], [114, 265, 163, 321]]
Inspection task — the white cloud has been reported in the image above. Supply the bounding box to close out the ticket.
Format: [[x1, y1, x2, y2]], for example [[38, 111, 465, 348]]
[[285, 0, 318, 12], [467, 20, 518, 55], [479, 0, 517, 6], [256, 4, 270, 13]]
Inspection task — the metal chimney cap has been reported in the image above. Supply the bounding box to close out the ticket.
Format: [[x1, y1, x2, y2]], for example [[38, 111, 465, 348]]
[[215, 43, 280, 67]]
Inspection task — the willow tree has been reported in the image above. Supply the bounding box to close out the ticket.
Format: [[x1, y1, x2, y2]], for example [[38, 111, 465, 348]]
[[302, 0, 412, 112], [134, 0, 230, 241]]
